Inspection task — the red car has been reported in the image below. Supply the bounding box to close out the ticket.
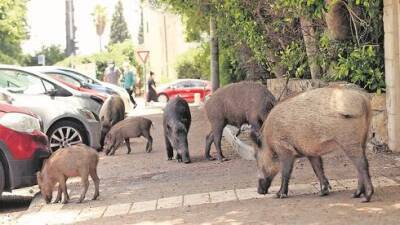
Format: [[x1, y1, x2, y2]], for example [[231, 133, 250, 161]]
[[0, 103, 50, 196], [156, 79, 211, 103]]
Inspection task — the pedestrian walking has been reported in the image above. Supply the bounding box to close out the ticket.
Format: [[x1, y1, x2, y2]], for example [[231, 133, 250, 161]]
[[146, 71, 158, 103], [123, 62, 137, 108], [103, 61, 121, 85]]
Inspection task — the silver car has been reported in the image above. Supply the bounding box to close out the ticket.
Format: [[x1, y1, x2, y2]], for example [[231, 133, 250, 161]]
[[0, 65, 101, 151], [32, 66, 135, 113]]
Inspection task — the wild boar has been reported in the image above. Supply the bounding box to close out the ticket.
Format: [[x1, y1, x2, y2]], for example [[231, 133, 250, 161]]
[[204, 81, 276, 161], [99, 95, 125, 148], [256, 87, 373, 202], [163, 96, 191, 163], [104, 117, 153, 155], [37, 144, 100, 204]]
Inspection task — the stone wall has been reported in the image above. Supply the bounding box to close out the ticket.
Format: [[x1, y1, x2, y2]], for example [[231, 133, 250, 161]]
[[266, 79, 388, 150]]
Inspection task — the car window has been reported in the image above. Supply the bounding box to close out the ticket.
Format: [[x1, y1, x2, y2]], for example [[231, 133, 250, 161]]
[[176, 81, 195, 88], [0, 70, 47, 94], [46, 72, 81, 87], [192, 81, 206, 88]]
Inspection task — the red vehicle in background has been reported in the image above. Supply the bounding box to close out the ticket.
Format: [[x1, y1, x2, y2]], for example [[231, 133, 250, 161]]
[[156, 79, 211, 103], [0, 103, 50, 196]]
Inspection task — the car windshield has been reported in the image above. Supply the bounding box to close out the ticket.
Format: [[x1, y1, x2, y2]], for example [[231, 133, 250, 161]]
[[60, 69, 97, 85], [0, 70, 55, 94]]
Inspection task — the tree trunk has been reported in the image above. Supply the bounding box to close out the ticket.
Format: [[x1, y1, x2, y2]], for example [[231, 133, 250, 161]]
[[210, 16, 219, 91], [99, 35, 102, 52], [300, 17, 321, 80]]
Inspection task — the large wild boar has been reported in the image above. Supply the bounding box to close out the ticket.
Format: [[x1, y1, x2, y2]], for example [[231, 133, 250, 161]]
[[256, 87, 374, 202], [204, 81, 276, 161], [37, 144, 100, 204], [163, 96, 191, 163], [99, 95, 125, 148], [103, 117, 153, 155]]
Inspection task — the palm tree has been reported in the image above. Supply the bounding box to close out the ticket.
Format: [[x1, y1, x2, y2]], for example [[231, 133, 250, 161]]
[[92, 5, 107, 52]]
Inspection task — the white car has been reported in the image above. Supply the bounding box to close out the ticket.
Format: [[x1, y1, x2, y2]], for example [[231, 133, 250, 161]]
[[35, 66, 135, 113]]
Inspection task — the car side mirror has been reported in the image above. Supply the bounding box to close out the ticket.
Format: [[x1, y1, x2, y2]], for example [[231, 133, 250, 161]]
[[46, 89, 58, 96]]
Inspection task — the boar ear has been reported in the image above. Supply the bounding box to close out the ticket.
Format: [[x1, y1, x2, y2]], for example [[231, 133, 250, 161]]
[[36, 171, 42, 181]]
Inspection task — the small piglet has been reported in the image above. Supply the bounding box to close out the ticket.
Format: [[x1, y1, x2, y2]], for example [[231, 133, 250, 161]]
[[37, 144, 100, 204], [104, 116, 153, 155]]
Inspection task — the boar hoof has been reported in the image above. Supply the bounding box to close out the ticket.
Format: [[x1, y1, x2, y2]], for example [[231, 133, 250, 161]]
[[276, 192, 288, 199], [217, 157, 229, 162], [167, 157, 173, 161], [206, 156, 216, 161], [352, 189, 363, 198], [61, 199, 68, 204]]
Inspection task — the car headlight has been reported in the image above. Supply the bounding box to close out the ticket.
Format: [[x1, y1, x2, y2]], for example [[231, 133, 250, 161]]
[[78, 108, 97, 121], [0, 112, 41, 133]]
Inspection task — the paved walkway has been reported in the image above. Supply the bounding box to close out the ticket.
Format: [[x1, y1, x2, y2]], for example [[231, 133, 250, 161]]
[[4, 176, 399, 225]]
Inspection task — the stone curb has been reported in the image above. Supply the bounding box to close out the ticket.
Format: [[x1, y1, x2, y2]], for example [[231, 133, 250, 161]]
[[223, 125, 256, 160]]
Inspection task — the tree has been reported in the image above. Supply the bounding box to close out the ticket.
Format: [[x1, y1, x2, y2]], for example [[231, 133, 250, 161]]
[[0, 0, 28, 64], [93, 5, 107, 52], [23, 45, 67, 66], [210, 16, 219, 91], [109, 0, 131, 45]]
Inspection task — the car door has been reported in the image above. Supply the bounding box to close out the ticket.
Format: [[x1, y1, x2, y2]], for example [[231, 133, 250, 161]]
[[191, 80, 208, 101], [178, 81, 196, 102]]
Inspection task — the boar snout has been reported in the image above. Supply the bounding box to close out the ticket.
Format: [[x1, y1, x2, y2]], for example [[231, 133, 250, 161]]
[[257, 177, 272, 195], [182, 153, 191, 164]]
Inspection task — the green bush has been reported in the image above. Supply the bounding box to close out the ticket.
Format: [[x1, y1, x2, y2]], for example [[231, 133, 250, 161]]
[[175, 45, 209, 80]]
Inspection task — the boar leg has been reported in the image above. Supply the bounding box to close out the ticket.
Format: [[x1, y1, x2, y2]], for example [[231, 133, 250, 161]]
[[213, 126, 227, 162], [165, 136, 174, 160], [125, 138, 131, 154], [78, 170, 90, 203], [143, 132, 153, 153], [54, 176, 69, 203], [308, 156, 331, 196], [205, 131, 214, 160], [89, 168, 100, 200], [345, 147, 374, 202], [57, 176, 69, 204], [176, 153, 182, 162], [277, 151, 295, 199]]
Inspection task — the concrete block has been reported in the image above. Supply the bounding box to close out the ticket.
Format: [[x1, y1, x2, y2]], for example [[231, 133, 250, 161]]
[[129, 200, 157, 213], [290, 183, 319, 195], [75, 206, 107, 222], [103, 203, 131, 217], [183, 193, 210, 206], [372, 177, 398, 187], [157, 196, 183, 209], [210, 190, 237, 203], [235, 188, 272, 200]]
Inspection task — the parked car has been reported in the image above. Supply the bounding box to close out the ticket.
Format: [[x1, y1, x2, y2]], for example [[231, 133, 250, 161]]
[[0, 65, 102, 151], [156, 79, 212, 103], [32, 66, 135, 113], [0, 103, 50, 196], [26, 67, 116, 99]]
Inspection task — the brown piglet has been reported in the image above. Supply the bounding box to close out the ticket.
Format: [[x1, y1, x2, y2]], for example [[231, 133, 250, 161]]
[[37, 144, 100, 204]]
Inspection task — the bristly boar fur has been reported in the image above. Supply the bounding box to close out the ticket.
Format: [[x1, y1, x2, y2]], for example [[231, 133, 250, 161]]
[[37, 144, 100, 204], [99, 95, 125, 149], [104, 116, 153, 155], [204, 81, 276, 161], [256, 87, 374, 202]]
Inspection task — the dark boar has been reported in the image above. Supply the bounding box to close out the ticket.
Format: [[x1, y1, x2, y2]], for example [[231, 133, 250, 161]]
[[104, 117, 153, 155], [99, 95, 125, 148], [163, 96, 191, 163], [37, 144, 100, 204], [257, 87, 373, 202], [204, 81, 275, 161]]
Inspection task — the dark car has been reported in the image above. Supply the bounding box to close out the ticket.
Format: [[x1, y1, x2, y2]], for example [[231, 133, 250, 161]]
[[0, 103, 50, 196], [156, 79, 211, 103]]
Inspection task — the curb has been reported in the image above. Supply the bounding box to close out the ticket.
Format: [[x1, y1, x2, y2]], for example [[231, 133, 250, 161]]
[[223, 125, 256, 161]]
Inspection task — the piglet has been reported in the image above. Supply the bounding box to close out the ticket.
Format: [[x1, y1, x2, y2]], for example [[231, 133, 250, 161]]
[[37, 144, 100, 204]]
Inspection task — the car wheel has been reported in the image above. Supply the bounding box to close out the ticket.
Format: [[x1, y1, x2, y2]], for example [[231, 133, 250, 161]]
[[47, 120, 88, 152], [0, 162, 5, 196], [157, 94, 169, 103]]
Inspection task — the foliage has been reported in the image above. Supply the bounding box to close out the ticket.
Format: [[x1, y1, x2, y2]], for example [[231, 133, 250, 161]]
[[0, 0, 28, 64], [176, 44, 210, 80], [23, 45, 67, 66], [155, 0, 384, 92], [57, 40, 138, 80], [109, 0, 131, 45]]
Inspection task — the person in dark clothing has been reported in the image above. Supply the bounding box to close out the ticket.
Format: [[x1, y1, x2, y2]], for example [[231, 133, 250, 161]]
[[146, 71, 158, 102]]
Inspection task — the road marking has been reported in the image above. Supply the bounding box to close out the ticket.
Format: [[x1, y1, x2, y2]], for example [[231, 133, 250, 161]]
[[16, 176, 399, 225]]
